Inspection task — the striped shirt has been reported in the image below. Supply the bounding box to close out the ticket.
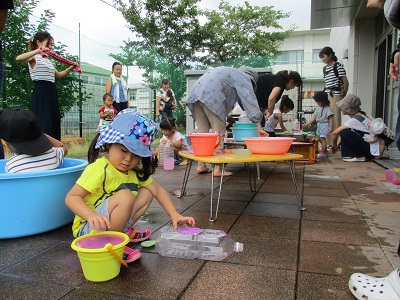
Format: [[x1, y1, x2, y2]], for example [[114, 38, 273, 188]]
[[5, 148, 65, 173], [29, 54, 55, 83], [187, 67, 262, 123], [323, 63, 346, 95]]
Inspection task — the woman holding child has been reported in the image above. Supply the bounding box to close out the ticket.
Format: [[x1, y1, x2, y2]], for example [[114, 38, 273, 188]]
[[105, 62, 129, 113], [156, 79, 177, 120]]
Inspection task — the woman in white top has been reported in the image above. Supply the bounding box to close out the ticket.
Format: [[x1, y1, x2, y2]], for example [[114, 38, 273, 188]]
[[156, 79, 177, 119], [16, 31, 76, 141], [105, 61, 129, 113], [331, 94, 376, 162]]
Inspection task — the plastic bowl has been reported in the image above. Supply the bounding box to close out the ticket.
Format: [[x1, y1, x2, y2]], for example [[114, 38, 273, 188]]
[[233, 122, 256, 128], [231, 127, 258, 142], [0, 158, 88, 238], [242, 137, 296, 154]]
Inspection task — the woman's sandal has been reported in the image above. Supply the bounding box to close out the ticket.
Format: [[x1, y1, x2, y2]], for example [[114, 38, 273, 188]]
[[124, 227, 151, 243], [348, 269, 400, 300], [123, 246, 141, 263]]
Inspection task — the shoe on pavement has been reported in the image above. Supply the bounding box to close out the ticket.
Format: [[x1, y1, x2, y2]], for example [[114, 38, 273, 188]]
[[348, 269, 400, 300]]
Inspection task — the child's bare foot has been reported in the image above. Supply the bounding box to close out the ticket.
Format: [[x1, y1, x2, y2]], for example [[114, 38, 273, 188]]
[[197, 167, 212, 174], [179, 160, 188, 166]]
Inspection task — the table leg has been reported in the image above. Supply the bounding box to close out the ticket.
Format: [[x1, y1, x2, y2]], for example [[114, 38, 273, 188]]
[[246, 162, 257, 192], [178, 159, 193, 198], [256, 162, 260, 179], [209, 163, 225, 222], [288, 160, 306, 211]]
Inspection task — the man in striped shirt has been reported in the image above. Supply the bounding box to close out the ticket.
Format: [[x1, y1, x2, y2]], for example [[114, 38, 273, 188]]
[[0, 108, 67, 173]]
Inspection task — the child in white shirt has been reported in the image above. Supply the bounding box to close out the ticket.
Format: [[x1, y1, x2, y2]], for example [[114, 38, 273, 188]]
[[0, 108, 67, 173], [263, 95, 294, 136]]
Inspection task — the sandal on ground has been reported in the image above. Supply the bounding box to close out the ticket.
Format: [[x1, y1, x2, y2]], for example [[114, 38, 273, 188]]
[[124, 227, 151, 243], [343, 157, 366, 162], [348, 269, 400, 300], [123, 246, 141, 263]]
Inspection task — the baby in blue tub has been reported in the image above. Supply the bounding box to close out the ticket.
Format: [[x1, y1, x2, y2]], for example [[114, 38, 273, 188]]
[[0, 108, 68, 173]]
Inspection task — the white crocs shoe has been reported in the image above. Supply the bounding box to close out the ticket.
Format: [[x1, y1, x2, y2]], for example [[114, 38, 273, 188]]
[[348, 269, 400, 300]]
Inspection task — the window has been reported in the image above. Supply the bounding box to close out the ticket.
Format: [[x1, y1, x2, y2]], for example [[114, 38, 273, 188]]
[[275, 50, 303, 64], [81, 76, 89, 83], [312, 49, 322, 63], [94, 77, 102, 85]]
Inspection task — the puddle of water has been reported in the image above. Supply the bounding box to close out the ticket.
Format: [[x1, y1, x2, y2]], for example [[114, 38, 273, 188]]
[[304, 174, 340, 181]]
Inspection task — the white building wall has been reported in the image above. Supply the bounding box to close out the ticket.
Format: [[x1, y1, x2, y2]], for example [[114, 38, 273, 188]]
[[128, 83, 154, 118], [330, 19, 379, 123], [273, 28, 329, 78]]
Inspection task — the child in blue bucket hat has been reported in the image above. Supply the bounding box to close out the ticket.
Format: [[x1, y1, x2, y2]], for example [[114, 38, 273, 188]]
[[65, 109, 196, 263]]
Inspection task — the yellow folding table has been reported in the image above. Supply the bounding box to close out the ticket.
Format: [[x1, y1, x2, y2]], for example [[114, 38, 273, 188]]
[[178, 149, 304, 221]]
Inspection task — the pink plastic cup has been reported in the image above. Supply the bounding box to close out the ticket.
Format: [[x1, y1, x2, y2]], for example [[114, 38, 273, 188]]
[[385, 169, 394, 183]]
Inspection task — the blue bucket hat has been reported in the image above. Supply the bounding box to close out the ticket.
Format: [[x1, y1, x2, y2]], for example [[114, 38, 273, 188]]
[[95, 109, 158, 157]]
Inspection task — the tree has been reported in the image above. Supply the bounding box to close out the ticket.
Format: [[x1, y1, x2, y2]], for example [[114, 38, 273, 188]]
[[116, 0, 203, 67], [201, 1, 293, 66], [113, 0, 293, 126], [1, 0, 88, 117]]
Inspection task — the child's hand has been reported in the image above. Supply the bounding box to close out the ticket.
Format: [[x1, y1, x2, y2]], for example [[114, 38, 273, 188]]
[[363, 137, 373, 143], [160, 138, 167, 144], [302, 123, 307, 130], [86, 212, 111, 232], [170, 211, 195, 229]]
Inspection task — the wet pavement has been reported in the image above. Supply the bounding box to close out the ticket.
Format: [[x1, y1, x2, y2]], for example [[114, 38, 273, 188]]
[[1, 152, 399, 299]]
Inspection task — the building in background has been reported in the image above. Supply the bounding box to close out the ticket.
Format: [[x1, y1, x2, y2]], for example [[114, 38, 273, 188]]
[[128, 83, 153, 118], [310, 0, 398, 133], [272, 24, 330, 124], [62, 62, 111, 136]]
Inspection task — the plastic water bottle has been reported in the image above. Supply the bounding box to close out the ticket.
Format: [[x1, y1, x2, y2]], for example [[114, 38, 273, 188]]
[[163, 141, 174, 171], [156, 226, 243, 261], [238, 111, 250, 123], [158, 143, 165, 167], [293, 119, 300, 130]]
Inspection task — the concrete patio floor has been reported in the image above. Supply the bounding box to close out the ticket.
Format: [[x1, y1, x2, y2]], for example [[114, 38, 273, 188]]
[[1, 152, 399, 300]]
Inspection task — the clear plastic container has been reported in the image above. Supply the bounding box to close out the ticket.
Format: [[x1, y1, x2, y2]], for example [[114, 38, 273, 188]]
[[158, 143, 164, 167], [156, 226, 243, 261], [163, 141, 174, 171]]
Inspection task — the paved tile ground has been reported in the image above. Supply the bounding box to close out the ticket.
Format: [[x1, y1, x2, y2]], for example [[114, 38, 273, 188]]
[[1, 153, 399, 299]]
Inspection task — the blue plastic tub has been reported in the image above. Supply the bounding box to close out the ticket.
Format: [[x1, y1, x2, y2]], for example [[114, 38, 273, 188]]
[[231, 127, 258, 142], [0, 158, 88, 239], [233, 122, 256, 129]]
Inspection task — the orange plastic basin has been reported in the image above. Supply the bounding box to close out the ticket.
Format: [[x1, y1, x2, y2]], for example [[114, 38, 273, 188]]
[[242, 137, 295, 155]]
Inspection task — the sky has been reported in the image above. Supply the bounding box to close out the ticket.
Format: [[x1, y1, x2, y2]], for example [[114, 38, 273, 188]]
[[32, 0, 311, 83]]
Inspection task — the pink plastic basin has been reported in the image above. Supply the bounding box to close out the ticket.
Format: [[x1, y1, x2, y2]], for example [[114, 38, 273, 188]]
[[242, 137, 295, 155]]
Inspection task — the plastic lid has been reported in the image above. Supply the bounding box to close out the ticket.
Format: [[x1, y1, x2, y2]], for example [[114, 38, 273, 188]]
[[141, 240, 156, 247], [234, 242, 243, 252]]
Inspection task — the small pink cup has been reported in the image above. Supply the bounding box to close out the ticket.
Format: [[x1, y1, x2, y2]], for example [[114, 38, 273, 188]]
[[385, 169, 394, 183]]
